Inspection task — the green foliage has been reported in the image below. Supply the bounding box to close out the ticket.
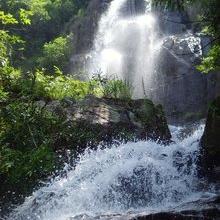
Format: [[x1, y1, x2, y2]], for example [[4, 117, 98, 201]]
[[19, 9, 33, 25], [94, 75, 133, 100], [32, 69, 98, 100], [0, 0, 90, 71], [0, 101, 59, 184], [103, 79, 133, 100], [197, 45, 220, 74], [0, 30, 25, 67], [0, 101, 59, 149], [26, 0, 51, 21], [0, 145, 54, 183], [38, 35, 72, 73], [0, 65, 22, 100], [0, 8, 28, 68], [0, 86, 8, 102], [0, 11, 18, 25]]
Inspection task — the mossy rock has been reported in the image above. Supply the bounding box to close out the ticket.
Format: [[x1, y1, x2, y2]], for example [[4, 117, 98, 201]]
[[200, 96, 220, 181]]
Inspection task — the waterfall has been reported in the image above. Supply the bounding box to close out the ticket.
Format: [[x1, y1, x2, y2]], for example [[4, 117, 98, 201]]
[[7, 125, 208, 220], [88, 0, 160, 98]]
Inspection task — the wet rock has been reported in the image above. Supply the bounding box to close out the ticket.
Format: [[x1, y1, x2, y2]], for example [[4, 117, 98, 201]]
[[200, 96, 220, 182], [69, 0, 108, 55], [150, 33, 220, 124], [44, 96, 171, 151], [157, 11, 189, 35]]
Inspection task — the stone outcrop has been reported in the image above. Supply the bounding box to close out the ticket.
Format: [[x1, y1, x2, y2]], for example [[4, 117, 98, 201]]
[[150, 33, 220, 124], [68, 0, 108, 75], [43, 95, 171, 149], [151, 8, 220, 124], [200, 96, 220, 182], [136, 195, 220, 220], [69, 0, 109, 55]]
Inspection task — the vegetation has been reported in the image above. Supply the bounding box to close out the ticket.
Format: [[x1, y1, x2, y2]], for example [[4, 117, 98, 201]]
[[0, 0, 90, 70], [93, 75, 133, 100], [197, 45, 220, 74]]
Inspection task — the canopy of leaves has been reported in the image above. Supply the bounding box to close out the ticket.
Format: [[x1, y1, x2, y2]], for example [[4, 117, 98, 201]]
[[0, 0, 90, 71]]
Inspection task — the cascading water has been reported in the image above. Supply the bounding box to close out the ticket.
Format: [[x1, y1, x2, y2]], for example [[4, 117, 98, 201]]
[[88, 0, 160, 98], [7, 125, 210, 220], [4, 2, 218, 220]]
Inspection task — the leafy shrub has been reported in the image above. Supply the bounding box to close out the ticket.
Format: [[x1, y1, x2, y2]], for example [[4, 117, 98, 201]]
[[93, 75, 133, 99], [103, 79, 132, 99], [31, 69, 100, 100], [0, 145, 54, 184], [38, 35, 72, 73], [0, 101, 59, 186], [0, 67, 100, 101], [197, 45, 220, 74], [0, 86, 8, 102], [0, 101, 60, 150]]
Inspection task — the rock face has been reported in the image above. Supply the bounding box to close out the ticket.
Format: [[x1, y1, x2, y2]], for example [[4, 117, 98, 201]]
[[150, 33, 220, 124], [69, 0, 109, 55], [150, 8, 220, 124], [69, 0, 112, 75], [120, 0, 146, 16], [136, 195, 220, 220], [44, 96, 171, 149], [200, 96, 220, 182], [152, 9, 220, 124]]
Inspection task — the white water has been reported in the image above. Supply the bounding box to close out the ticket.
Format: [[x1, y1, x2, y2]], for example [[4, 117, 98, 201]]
[[88, 0, 160, 97], [8, 125, 207, 220], [87, 0, 205, 99]]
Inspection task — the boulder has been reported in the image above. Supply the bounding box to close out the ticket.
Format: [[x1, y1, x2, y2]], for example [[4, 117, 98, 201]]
[[44, 96, 171, 151], [200, 96, 220, 182]]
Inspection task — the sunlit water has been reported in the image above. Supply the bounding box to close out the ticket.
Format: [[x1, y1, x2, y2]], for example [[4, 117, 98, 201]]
[[87, 0, 203, 98], [88, 0, 160, 97], [7, 124, 213, 220]]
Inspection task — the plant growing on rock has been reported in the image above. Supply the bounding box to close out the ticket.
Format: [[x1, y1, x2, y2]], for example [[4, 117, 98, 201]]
[[92, 74, 133, 100]]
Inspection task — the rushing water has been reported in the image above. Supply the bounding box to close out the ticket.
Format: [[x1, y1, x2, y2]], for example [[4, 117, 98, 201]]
[[88, 0, 161, 97], [7, 124, 208, 220], [87, 0, 204, 100]]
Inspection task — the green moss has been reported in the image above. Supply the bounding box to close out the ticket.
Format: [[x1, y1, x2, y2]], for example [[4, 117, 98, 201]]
[[134, 99, 155, 124]]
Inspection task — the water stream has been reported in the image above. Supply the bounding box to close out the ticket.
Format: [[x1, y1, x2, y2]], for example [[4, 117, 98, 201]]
[[7, 125, 211, 220], [88, 0, 161, 97]]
